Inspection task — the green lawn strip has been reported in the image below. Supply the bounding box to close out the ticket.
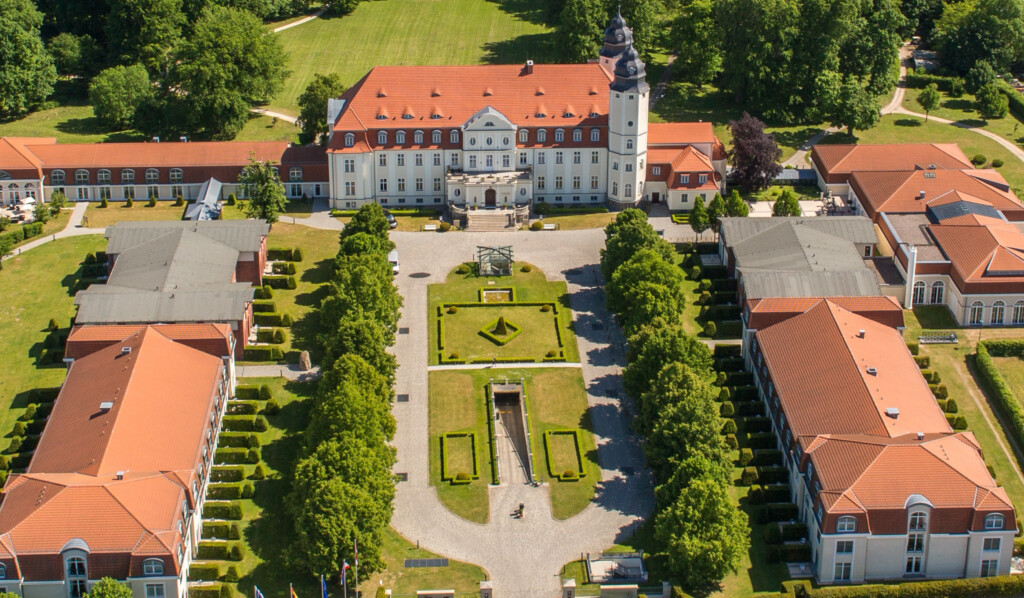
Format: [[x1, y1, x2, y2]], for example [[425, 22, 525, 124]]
[[358, 526, 488, 596], [534, 212, 617, 230], [820, 114, 1024, 191], [269, 0, 557, 113], [543, 430, 585, 480], [427, 370, 492, 524], [671, 244, 710, 336], [83, 201, 186, 229], [741, 185, 821, 204], [902, 87, 1024, 158], [559, 559, 600, 594], [427, 263, 579, 365], [0, 235, 104, 441], [440, 432, 480, 482], [993, 357, 1024, 410]]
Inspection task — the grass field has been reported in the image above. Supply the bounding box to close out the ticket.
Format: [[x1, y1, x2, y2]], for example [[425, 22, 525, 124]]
[[532, 212, 617, 230], [0, 102, 299, 144], [83, 201, 185, 229], [902, 86, 1024, 157], [821, 114, 1024, 191], [427, 263, 579, 365], [8, 209, 71, 249], [268, 0, 558, 114], [545, 432, 582, 475], [992, 357, 1024, 410], [429, 368, 597, 521], [0, 235, 105, 443]]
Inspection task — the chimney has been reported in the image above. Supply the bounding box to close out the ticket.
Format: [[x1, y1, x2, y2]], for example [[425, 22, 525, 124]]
[[115, 471, 125, 480], [918, 190, 925, 199], [917, 432, 925, 441], [858, 329, 866, 338], [121, 346, 132, 355], [524, 59, 534, 75], [885, 407, 900, 419], [99, 401, 113, 412], [866, 367, 878, 376]]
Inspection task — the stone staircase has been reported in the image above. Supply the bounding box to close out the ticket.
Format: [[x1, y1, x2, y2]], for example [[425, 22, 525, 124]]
[[465, 210, 516, 232]]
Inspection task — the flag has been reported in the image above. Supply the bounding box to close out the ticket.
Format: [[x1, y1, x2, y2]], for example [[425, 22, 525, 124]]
[[254, 587, 265, 598], [289, 585, 299, 598], [320, 576, 328, 598], [340, 561, 351, 585]]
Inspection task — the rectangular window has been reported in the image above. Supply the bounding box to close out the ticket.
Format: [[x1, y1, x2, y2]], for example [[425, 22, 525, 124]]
[[124, 187, 135, 200], [555, 176, 563, 190], [290, 184, 301, 197], [626, 163, 633, 172], [591, 176, 599, 189], [555, 152, 563, 164], [984, 538, 1001, 552], [486, 155, 493, 168], [905, 556, 922, 574], [433, 178, 441, 191], [344, 159, 355, 173], [469, 156, 477, 169], [397, 178, 406, 192], [415, 154, 423, 166], [146, 584, 165, 598], [433, 154, 441, 166], [699, 173, 708, 184], [836, 540, 853, 554], [652, 166, 661, 175], [451, 154, 459, 165], [502, 155, 510, 168], [591, 151, 599, 164], [573, 151, 581, 164], [834, 562, 851, 582], [415, 178, 424, 191], [538, 152, 546, 165], [99, 187, 111, 200], [171, 185, 183, 199], [345, 182, 355, 196], [537, 177, 545, 190], [396, 154, 405, 166], [612, 162, 618, 171], [519, 153, 527, 166], [379, 154, 387, 167], [681, 174, 690, 184], [572, 175, 581, 190], [379, 179, 388, 192], [71, 580, 87, 598], [148, 186, 159, 199], [981, 559, 999, 577]]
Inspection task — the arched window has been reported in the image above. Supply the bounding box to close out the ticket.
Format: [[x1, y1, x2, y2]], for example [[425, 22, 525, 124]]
[[432, 130, 442, 144], [169, 169, 183, 184], [985, 513, 1005, 529], [624, 183, 632, 198], [930, 281, 944, 305], [146, 169, 159, 184], [572, 128, 582, 142], [837, 516, 857, 533], [970, 301, 984, 325], [344, 133, 354, 147], [554, 129, 564, 142], [414, 130, 424, 144], [993, 301, 1006, 325], [396, 131, 406, 144], [912, 281, 925, 305], [378, 131, 388, 145], [50, 170, 65, 186], [449, 130, 459, 144], [537, 129, 547, 143], [626, 139, 634, 150], [143, 558, 164, 576], [289, 167, 302, 181], [909, 511, 928, 531], [97, 169, 111, 184], [611, 182, 618, 197], [591, 128, 600, 142], [0, 563, 7, 579], [74, 170, 89, 185], [121, 169, 135, 184], [518, 129, 528, 143], [1014, 301, 1024, 325]]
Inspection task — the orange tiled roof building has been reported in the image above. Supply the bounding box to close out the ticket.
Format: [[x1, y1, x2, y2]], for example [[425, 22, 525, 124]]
[[749, 299, 1016, 583]]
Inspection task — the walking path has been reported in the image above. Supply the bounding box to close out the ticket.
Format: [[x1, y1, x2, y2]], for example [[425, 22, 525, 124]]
[[278, 199, 343, 230], [2, 203, 103, 261], [649, 54, 677, 109], [388, 229, 652, 597], [249, 107, 298, 126], [237, 364, 320, 381], [780, 127, 838, 168], [271, 8, 326, 33]]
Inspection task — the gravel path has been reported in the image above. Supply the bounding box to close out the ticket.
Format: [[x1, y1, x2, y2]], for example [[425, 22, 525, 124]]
[[389, 229, 653, 597]]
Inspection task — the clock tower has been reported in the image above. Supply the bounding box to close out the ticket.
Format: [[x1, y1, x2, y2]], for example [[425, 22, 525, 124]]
[[606, 33, 649, 208]]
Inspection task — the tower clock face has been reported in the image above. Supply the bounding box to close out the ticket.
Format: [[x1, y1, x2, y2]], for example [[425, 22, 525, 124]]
[[627, 65, 636, 75], [616, 34, 624, 41]]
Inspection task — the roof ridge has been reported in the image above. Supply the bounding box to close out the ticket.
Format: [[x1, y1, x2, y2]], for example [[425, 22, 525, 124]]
[[92, 329, 151, 475], [917, 439, 992, 492]]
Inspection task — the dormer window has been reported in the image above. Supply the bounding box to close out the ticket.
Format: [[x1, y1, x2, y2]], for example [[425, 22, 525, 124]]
[[837, 516, 856, 533], [432, 130, 441, 144], [538, 129, 547, 143], [985, 513, 1006, 530], [414, 130, 424, 144], [450, 130, 459, 144], [554, 129, 564, 142], [143, 559, 164, 576], [572, 129, 582, 142], [376, 114, 387, 120], [518, 129, 528, 143], [396, 131, 406, 144], [535, 112, 546, 118], [698, 174, 708, 184], [589, 112, 599, 117], [590, 129, 599, 142], [344, 133, 354, 147], [681, 174, 689, 184], [378, 131, 387, 145], [402, 114, 413, 120]]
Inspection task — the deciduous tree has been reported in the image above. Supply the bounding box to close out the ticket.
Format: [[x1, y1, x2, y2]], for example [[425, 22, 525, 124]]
[[965, 60, 997, 94], [297, 73, 346, 145], [933, 0, 1024, 76], [48, 33, 101, 80], [318, 316, 397, 386], [600, 216, 675, 278], [668, 0, 722, 87], [827, 79, 880, 136], [559, 0, 606, 63], [0, 0, 56, 118], [239, 157, 288, 223], [341, 203, 391, 244], [84, 578, 133, 598], [623, 319, 714, 399], [916, 82, 940, 122], [707, 193, 726, 232], [772, 188, 801, 217], [106, 0, 183, 76], [620, 0, 662, 60], [977, 83, 1010, 119], [724, 189, 749, 217], [606, 249, 686, 317], [89, 64, 153, 130], [728, 112, 782, 192], [291, 477, 386, 577]]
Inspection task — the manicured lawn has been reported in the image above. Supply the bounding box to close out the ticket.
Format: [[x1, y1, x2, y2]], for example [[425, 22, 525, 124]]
[[442, 433, 479, 479], [358, 527, 488, 596], [650, 82, 824, 162], [902, 87, 1024, 159], [0, 102, 297, 144], [221, 198, 317, 221], [429, 368, 598, 521], [671, 244, 710, 337], [268, 0, 557, 114], [741, 185, 820, 204], [83, 201, 185, 229], [545, 431, 582, 475], [533, 212, 617, 230], [427, 370, 492, 524], [427, 263, 579, 365], [992, 357, 1024, 410], [820, 115, 1024, 191], [0, 235, 105, 443]]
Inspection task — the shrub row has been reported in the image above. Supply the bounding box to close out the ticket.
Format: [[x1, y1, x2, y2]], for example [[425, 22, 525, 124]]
[[196, 541, 245, 561], [206, 482, 255, 500], [263, 275, 297, 289], [214, 447, 262, 464], [252, 300, 277, 313], [542, 430, 587, 481], [905, 70, 957, 92], [804, 575, 1024, 597], [243, 345, 284, 361], [253, 312, 294, 327], [202, 501, 243, 520], [218, 432, 261, 449], [253, 285, 274, 300], [227, 400, 262, 416], [439, 433, 480, 483], [223, 415, 269, 432], [0, 221, 44, 247], [189, 563, 222, 581], [267, 247, 302, 261], [256, 328, 288, 344], [210, 466, 246, 483], [272, 261, 297, 275], [235, 384, 272, 401], [188, 585, 232, 598], [202, 522, 242, 541]]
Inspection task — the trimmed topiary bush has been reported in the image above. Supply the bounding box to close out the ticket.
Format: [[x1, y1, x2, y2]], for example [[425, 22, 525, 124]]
[[147, 196, 157, 207], [721, 420, 737, 435], [739, 448, 754, 466], [704, 321, 717, 338], [530, 221, 544, 231], [521, 264, 533, 272], [972, 154, 987, 166], [993, 159, 1005, 168]]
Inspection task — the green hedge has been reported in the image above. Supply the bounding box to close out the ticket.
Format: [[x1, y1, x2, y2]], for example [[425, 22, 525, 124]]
[[235, 385, 270, 401], [256, 328, 286, 344], [226, 400, 261, 415], [439, 432, 480, 483], [485, 386, 499, 484], [713, 344, 742, 358], [263, 275, 297, 289], [210, 466, 245, 482], [997, 80, 1024, 122], [806, 575, 1024, 597], [982, 339, 1024, 357], [217, 432, 261, 449], [975, 342, 1024, 452], [253, 312, 292, 327], [243, 345, 284, 361], [197, 541, 244, 560], [905, 70, 957, 92], [267, 247, 295, 261], [189, 563, 222, 581], [222, 415, 269, 432], [214, 447, 262, 464], [203, 501, 243, 520], [206, 482, 254, 500], [252, 300, 277, 313], [542, 429, 587, 481], [189, 585, 224, 598]]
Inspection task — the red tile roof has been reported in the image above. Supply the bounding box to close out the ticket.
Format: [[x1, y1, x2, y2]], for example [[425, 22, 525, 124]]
[[66, 323, 233, 360], [928, 223, 1024, 282], [812, 144, 973, 184], [849, 169, 1024, 220], [745, 296, 904, 330], [647, 122, 716, 146]]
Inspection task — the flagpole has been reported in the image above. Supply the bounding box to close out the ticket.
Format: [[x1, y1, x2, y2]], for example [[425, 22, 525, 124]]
[[354, 539, 359, 598]]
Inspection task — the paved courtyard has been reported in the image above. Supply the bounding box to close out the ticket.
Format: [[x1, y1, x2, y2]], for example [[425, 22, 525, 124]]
[[389, 229, 654, 597]]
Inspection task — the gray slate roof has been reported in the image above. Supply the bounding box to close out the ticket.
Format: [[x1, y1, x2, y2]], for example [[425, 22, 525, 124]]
[[105, 219, 269, 254], [106, 229, 239, 292], [740, 270, 881, 300], [74, 285, 254, 324], [732, 223, 869, 272], [185, 178, 223, 221], [720, 216, 877, 247]]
